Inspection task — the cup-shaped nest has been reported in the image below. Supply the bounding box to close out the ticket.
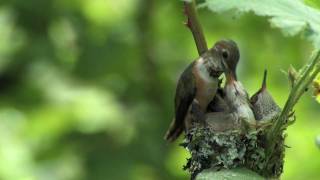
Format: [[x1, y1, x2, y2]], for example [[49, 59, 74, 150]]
[[182, 110, 289, 179]]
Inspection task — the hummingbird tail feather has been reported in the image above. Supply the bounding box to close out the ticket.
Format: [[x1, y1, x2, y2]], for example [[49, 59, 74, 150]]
[[164, 119, 183, 142]]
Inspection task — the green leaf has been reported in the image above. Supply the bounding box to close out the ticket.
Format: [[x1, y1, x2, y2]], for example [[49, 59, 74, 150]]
[[196, 168, 265, 180], [313, 73, 320, 103], [202, 0, 320, 48]]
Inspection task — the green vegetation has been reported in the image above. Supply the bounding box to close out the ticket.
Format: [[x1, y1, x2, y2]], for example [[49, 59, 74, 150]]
[[196, 168, 264, 180], [0, 0, 319, 179]]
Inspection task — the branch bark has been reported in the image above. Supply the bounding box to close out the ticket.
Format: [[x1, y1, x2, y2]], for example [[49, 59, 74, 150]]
[[184, 0, 208, 55]]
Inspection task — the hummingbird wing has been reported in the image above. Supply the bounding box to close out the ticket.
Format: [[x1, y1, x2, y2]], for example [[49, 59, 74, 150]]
[[164, 61, 196, 142]]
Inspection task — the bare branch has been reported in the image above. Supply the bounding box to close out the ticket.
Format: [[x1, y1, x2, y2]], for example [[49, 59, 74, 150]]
[[184, 0, 208, 55]]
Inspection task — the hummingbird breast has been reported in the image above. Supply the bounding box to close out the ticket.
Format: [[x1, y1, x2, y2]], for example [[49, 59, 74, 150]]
[[193, 58, 219, 111]]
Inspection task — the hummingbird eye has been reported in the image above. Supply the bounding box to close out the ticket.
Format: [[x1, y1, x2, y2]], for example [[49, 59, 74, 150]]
[[222, 49, 229, 59]]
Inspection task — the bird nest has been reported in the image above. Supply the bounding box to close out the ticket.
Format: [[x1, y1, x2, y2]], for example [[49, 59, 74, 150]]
[[181, 114, 292, 179]]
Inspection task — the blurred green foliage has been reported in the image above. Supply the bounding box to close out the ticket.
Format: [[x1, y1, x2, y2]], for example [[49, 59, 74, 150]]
[[0, 0, 319, 180]]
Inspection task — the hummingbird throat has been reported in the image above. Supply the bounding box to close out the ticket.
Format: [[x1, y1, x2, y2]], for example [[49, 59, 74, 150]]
[[196, 58, 220, 81]]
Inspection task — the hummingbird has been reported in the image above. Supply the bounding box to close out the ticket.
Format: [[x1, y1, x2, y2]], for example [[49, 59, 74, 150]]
[[219, 51, 256, 126], [207, 40, 240, 113], [164, 40, 238, 142], [250, 70, 281, 121]]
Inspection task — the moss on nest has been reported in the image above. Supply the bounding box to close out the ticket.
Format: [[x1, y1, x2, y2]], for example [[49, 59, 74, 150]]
[[181, 121, 286, 179]]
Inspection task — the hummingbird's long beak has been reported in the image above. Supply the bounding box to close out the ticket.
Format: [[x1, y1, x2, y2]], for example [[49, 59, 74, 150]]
[[221, 59, 235, 84]]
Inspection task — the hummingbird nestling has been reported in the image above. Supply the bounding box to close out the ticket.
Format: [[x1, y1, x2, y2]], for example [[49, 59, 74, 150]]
[[164, 40, 237, 142], [220, 49, 256, 126], [250, 70, 281, 121]]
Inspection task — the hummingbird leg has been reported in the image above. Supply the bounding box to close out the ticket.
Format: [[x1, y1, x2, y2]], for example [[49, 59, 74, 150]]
[[190, 99, 207, 127]]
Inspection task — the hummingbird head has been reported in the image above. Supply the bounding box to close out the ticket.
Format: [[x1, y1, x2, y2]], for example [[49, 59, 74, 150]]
[[212, 39, 240, 80]]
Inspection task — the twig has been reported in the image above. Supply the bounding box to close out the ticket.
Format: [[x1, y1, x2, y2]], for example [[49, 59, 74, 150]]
[[184, 0, 208, 55]]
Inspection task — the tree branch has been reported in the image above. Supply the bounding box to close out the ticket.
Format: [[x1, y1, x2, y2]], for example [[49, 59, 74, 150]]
[[184, 0, 208, 55]]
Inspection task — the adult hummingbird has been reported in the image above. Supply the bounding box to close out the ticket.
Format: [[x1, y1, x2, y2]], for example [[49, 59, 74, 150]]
[[250, 70, 281, 121], [164, 40, 239, 142], [207, 40, 240, 113]]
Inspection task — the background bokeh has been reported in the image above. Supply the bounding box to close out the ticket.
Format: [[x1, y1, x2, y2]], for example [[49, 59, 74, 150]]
[[0, 0, 319, 179]]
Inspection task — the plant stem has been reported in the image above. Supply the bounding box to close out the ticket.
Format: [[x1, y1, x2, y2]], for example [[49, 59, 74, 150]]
[[184, 0, 208, 55], [266, 50, 320, 158]]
